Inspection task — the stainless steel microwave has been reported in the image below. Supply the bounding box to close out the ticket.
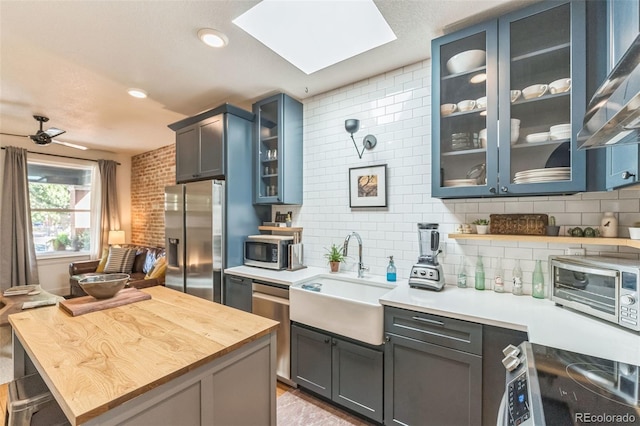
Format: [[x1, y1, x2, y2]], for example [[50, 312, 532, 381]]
[[550, 256, 640, 332], [244, 235, 293, 270]]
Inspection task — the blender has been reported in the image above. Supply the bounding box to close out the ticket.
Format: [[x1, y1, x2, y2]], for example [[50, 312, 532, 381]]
[[409, 223, 445, 291]]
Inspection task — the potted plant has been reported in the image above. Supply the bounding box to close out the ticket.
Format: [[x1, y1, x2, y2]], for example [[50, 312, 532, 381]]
[[324, 243, 345, 273], [472, 219, 489, 235], [50, 233, 71, 251], [546, 216, 560, 236]]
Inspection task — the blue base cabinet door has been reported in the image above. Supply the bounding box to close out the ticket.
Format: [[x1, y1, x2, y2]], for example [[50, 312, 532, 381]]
[[291, 323, 384, 422], [332, 338, 383, 423], [291, 324, 332, 399], [384, 334, 482, 426]]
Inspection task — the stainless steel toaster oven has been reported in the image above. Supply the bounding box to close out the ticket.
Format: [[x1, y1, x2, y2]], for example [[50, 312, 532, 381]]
[[550, 256, 640, 332]]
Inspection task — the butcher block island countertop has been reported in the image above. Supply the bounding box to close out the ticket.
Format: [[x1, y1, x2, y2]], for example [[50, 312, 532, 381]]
[[9, 286, 279, 426]]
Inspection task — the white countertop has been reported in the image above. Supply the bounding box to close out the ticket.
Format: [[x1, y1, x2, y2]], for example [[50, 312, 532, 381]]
[[224, 265, 326, 286], [225, 266, 640, 365]]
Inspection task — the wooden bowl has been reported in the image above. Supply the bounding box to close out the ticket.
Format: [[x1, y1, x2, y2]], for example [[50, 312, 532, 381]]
[[78, 274, 129, 299]]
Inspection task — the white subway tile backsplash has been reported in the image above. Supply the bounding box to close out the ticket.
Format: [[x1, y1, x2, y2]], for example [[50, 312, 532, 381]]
[[278, 59, 640, 294]]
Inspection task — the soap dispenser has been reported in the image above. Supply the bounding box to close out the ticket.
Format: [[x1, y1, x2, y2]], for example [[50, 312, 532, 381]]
[[387, 256, 397, 282]]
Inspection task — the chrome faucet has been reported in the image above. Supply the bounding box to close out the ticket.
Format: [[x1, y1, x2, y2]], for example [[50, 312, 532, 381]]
[[343, 231, 368, 278]]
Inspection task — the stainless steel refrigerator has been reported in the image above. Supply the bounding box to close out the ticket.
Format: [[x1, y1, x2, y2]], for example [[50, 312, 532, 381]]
[[164, 180, 225, 302]]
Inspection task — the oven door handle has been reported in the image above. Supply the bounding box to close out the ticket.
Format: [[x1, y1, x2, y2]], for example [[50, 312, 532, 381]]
[[551, 259, 619, 277], [497, 390, 508, 426]]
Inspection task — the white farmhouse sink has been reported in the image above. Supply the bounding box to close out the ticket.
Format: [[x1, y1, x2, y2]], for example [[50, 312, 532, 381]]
[[290, 275, 395, 345]]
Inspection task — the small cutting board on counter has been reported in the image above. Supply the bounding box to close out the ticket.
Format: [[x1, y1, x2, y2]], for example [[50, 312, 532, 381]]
[[59, 287, 151, 316]]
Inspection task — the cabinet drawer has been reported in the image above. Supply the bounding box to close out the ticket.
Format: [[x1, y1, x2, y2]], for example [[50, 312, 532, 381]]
[[384, 306, 482, 356]]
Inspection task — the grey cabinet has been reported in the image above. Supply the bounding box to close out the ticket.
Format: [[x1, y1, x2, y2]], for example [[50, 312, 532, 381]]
[[253, 93, 303, 205], [384, 306, 482, 426], [291, 323, 383, 422], [169, 103, 254, 184], [432, 1, 587, 198], [223, 275, 252, 312], [605, 0, 640, 190]]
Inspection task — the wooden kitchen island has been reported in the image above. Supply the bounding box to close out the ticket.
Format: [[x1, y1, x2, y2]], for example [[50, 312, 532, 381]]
[[9, 286, 279, 425]]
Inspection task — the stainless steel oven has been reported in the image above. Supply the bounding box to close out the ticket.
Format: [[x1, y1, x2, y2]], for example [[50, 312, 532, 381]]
[[550, 256, 640, 332], [498, 342, 640, 425]]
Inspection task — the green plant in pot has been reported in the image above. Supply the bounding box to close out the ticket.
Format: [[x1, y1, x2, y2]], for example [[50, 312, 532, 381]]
[[324, 243, 345, 273], [50, 233, 71, 251], [472, 219, 489, 234]]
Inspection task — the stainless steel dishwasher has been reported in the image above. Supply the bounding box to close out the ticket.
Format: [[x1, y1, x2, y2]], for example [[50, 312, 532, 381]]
[[251, 282, 292, 385]]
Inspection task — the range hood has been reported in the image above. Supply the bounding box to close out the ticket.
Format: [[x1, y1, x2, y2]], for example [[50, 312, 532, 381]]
[[578, 34, 640, 149]]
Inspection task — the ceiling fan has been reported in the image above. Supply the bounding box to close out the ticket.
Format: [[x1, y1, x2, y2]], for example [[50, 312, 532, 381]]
[[0, 115, 88, 150]]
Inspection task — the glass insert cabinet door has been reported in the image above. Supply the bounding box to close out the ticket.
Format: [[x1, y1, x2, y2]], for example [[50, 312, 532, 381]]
[[498, 1, 586, 195], [256, 99, 280, 201], [432, 1, 586, 198], [432, 21, 499, 198]]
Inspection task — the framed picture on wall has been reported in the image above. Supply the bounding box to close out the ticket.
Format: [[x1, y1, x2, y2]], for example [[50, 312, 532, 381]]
[[349, 164, 387, 208]]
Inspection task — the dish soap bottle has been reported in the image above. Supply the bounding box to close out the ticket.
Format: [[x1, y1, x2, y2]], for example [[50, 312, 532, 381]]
[[512, 259, 523, 296], [494, 257, 504, 293], [457, 256, 467, 288], [386, 256, 397, 282], [475, 255, 485, 290], [532, 260, 545, 299]]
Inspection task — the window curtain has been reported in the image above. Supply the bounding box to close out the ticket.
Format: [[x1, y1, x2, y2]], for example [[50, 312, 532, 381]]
[[0, 146, 39, 289], [89, 163, 101, 259], [98, 160, 120, 253]]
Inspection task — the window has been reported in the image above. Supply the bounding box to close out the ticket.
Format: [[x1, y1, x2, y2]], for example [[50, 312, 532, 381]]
[[27, 159, 94, 255]]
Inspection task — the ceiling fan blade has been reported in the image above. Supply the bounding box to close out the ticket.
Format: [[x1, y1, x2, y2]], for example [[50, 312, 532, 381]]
[[51, 139, 88, 150], [45, 127, 65, 138], [0, 132, 29, 138]]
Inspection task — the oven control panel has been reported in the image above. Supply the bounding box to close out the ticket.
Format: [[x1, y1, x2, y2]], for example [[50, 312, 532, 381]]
[[507, 371, 532, 426]]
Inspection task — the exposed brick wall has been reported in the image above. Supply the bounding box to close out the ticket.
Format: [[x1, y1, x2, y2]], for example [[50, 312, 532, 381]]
[[131, 144, 175, 247]]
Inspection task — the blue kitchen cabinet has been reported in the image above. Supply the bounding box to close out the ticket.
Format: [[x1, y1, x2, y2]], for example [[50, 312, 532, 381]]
[[253, 93, 303, 205], [170, 104, 255, 184], [384, 306, 483, 425], [605, 0, 640, 190], [291, 323, 384, 423], [432, 1, 587, 198]]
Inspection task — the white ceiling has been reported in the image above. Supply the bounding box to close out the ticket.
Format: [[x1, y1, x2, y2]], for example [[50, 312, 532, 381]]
[[0, 0, 532, 156]]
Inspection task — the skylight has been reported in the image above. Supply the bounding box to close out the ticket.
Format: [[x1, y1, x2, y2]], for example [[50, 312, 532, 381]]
[[233, 0, 397, 75]]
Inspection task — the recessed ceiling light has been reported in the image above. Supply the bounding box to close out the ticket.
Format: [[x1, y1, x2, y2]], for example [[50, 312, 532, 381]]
[[127, 88, 148, 99], [198, 28, 229, 48], [233, 0, 396, 75]]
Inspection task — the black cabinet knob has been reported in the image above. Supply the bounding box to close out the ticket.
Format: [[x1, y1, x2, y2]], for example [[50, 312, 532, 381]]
[[501, 186, 509, 193], [324, 338, 330, 344], [385, 336, 391, 343], [489, 187, 497, 194]]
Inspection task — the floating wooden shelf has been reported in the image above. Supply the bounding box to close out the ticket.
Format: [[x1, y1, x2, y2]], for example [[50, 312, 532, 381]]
[[258, 226, 303, 232], [448, 233, 640, 249]]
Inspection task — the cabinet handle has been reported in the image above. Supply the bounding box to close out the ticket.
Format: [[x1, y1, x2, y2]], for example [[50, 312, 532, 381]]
[[324, 338, 330, 344], [489, 187, 497, 194], [331, 339, 337, 346], [501, 186, 509, 193], [385, 336, 391, 343], [411, 316, 444, 326], [622, 171, 636, 180]]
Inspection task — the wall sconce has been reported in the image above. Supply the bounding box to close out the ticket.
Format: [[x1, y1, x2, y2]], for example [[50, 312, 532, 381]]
[[108, 230, 125, 247], [345, 119, 377, 159]]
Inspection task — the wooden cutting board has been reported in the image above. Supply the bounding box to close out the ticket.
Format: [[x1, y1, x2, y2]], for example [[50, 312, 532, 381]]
[[59, 287, 151, 316]]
